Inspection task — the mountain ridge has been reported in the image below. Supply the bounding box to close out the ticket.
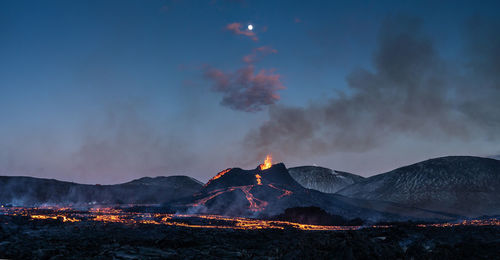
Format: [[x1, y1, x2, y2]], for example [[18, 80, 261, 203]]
[[0, 175, 203, 206], [172, 163, 455, 221], [337, 156, 500, 217]]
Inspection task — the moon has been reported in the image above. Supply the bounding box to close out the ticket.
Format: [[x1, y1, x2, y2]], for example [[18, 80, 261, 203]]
[[247, 24, 253, 31]]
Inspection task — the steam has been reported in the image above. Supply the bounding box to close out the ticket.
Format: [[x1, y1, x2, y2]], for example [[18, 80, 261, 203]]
[[244, 16, 500, 160]]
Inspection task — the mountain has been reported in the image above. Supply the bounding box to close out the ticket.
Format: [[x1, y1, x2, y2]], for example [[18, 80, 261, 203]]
[[172, 163, 456, 221], [337, 156, 500, 217], [0, 175, 203, 206], [490, 154, 500, 160], [125, 176, 203, 187], [289, 166, 365, 193]]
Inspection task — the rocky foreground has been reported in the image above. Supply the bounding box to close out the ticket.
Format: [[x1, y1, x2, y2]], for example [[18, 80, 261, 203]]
[[1, 215, 499, 259]]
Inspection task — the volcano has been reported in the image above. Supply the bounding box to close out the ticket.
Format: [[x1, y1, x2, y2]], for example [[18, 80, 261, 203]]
[[173, 160, 456, 221], [180, 163, 305, 216]]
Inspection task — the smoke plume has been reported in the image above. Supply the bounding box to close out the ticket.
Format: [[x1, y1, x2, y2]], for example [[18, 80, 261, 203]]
[[204, 64, 285, 112], [244, 16, 500, 160]]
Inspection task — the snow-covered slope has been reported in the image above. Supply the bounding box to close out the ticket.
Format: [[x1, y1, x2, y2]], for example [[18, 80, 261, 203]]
[[289, 166, 365, 193], [337, 156, 500, 217]]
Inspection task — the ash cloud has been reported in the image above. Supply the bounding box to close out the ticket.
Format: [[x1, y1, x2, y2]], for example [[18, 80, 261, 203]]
[[244, 15, 500, 160], [203, 63, 284, 112]]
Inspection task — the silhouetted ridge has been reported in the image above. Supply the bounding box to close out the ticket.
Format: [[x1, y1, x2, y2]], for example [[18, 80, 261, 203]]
[[0, 175, 203, 206]]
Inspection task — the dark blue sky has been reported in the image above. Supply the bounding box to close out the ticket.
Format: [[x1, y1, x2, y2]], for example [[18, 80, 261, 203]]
[[1, 0, 499, 183]]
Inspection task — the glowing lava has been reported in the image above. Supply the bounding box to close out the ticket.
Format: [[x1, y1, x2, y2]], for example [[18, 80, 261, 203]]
[[268, 183, 293, 199], [2, 207, 500, 231], [190, 185, 268, 211], [204, 168, 231, 187], [260, 155, 272, 170], [255, 174, 262, 185]]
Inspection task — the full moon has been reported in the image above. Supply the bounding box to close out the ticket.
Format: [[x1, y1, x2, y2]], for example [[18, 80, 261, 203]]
[[247, 24, 253, 31]]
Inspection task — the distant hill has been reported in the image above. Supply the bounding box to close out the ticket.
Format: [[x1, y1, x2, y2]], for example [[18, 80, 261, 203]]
[[289, 166, 365, 193], [337, 156, 500, 217], [0, 175, 203, 206], [490, 155, 500, 160]]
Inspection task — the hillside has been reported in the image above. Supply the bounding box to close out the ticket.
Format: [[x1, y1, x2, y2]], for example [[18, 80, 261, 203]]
[[337, 156, 500, 217], [289, 166, 365, 193], [0, 175, 203, 206]]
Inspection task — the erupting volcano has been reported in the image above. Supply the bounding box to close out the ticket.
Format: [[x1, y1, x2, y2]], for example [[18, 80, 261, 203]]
[[172, 156, 306, 216], [172, 157, 456, 221]]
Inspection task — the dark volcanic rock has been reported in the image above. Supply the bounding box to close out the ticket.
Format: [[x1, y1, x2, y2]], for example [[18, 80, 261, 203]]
[[338, 156, 500, 217], [1, 215, 499, 259], [203, 163, 304, 192], [272, 206, 364, 226]]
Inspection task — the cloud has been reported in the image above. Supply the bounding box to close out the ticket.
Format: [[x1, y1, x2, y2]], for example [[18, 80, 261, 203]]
[[226, 22, 258, 41], [204, 65, 285, 112], [243, 46, 277, 63], [243, 15, 500, 161]]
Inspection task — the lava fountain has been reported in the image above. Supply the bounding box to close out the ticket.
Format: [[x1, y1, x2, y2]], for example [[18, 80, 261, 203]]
[[260, 154, 272, 170]]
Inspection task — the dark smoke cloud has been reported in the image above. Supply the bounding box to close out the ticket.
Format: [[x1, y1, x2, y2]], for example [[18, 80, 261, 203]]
[[458, 16, 500, 134], [203, 64, 285, 112], [244, 15, 500, 160]]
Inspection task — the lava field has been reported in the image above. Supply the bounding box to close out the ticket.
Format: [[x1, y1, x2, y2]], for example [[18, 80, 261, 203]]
[[1, 206, 500, 259]]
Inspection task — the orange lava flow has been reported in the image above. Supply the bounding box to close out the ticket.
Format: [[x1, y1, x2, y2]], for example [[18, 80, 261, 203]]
[[416, 219, 500, 228], [255, 174, 262, 185], [260, 155, 272, 170], [30, 214, 80, 222], [204, 168, 231, 187], [190, 188, 229, 207], [268, 183, 293, 199], [190, 185, 268, 211], [240, 185, 268, 211], [2, 207, 500, 231]]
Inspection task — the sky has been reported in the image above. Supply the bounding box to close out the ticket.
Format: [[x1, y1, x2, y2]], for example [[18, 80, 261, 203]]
[[1, 0, 500, 184]]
